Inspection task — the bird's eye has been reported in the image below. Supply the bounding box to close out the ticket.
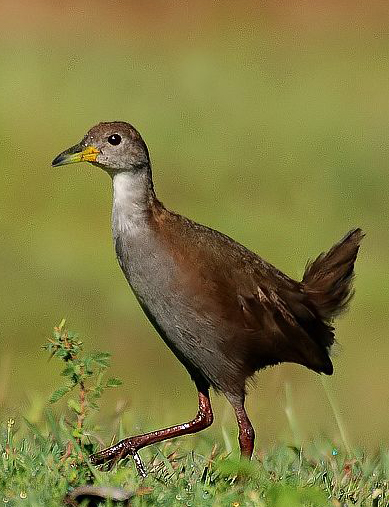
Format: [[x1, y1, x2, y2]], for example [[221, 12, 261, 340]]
[[108, 134, 122, 146]]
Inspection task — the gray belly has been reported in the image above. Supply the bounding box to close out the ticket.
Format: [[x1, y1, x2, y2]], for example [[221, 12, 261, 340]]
[[114, 231, 239, 391]]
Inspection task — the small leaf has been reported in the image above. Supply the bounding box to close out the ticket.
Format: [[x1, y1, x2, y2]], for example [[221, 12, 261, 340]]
[[50, 386, 71, 404], [61, 364, 74, 377], [72, 428, 84, 439], [90, 352, 111, 367], [74, 364, 82, 375], [106, 378, 122, 388], [58, 318, 66, 330], [67, 398, 82, 414]]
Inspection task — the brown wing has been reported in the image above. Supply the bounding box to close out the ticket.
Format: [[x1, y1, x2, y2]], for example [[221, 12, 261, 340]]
[[227, 283, 334, 376], [154, 209, 334, 377]]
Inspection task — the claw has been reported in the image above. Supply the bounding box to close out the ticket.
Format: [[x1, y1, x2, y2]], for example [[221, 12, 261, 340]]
[[90, 439, 147, 477], [133, 452, 147, 477], [90, 439, 127, 465], [89, 450, 111, 466]]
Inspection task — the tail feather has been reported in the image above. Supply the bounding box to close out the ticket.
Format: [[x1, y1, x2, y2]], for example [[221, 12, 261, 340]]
[[302, 228, 364, 321]]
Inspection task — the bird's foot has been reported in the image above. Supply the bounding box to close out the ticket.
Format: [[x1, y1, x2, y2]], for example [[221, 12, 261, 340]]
[[90, 438, 147, 477]]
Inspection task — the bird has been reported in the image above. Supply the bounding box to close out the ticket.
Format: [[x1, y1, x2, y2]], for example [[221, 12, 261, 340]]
[[52, 121, 363, 476]]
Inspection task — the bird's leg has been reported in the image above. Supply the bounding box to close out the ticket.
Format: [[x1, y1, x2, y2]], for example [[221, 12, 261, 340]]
[[227, 394, 255, 459], [90, 389, 213, 475]]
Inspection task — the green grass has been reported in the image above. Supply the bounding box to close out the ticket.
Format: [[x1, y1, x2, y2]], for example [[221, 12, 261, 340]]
[[1, 415, 388, 506], [1, 324, 388, 506]]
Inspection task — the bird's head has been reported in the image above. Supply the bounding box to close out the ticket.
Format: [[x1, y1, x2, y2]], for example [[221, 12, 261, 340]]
[[52, 121, 150, 173]]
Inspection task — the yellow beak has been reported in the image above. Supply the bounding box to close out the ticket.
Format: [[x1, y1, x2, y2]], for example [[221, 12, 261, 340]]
[[52, 144, 100, 167]]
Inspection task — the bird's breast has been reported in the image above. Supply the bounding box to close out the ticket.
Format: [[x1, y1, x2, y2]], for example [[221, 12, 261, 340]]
[[112, 225, 239, 388], [114, 225, 198, 331]]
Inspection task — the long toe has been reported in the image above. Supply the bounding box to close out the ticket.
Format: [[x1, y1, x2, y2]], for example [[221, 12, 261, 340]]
[[90, 438, 135, 465]]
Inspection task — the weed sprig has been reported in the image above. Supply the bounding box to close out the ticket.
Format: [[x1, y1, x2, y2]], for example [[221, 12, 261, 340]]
[[43, 320, 122, 457]]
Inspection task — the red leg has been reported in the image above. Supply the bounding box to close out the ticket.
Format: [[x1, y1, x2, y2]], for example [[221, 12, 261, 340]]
[[226, 393, 255, 459], [90, 389, 213, 475], [234, 404, 255, 458]]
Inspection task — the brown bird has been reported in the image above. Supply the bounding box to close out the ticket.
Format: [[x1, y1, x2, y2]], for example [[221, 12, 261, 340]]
[[52, 121, 363, 476]]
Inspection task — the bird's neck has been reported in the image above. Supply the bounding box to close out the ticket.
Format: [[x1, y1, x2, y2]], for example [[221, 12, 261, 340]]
[[111, 169, 157, 237]]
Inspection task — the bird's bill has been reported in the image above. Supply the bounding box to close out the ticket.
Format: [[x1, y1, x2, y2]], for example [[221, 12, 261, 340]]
[[52, 144, 100, 167]]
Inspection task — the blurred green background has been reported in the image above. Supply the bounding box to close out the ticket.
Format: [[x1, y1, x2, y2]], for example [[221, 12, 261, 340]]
[[0, 1, 388, 452]]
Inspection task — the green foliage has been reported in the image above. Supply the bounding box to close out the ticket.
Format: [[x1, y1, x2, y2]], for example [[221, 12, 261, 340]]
[[266, 484, 327, 507], [43, 320, 122, 454], [1, 418, 388, 506], [0, 323, 387, 505]]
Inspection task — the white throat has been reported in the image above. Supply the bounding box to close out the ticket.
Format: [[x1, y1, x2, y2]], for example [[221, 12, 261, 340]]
[[112, 171, 152, 237]]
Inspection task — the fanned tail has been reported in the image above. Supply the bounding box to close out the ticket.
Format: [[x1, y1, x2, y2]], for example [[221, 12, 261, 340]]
[[302, 228, 364, 321]]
